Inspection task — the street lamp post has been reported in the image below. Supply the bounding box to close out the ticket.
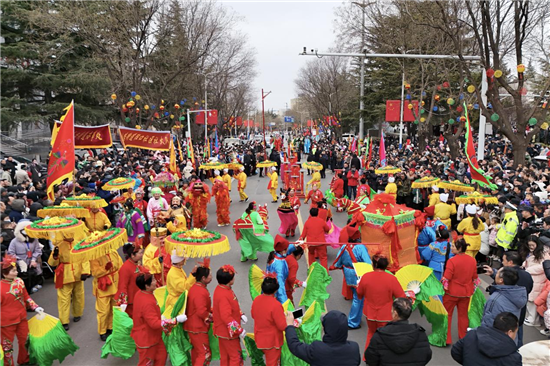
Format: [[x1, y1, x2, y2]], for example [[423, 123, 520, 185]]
[[261, 89, 271, 159]]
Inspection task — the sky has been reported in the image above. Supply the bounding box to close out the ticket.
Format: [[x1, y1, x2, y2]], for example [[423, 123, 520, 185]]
[[224, 1, 341, 113]]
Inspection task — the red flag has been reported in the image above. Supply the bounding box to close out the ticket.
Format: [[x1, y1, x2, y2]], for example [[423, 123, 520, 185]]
[[207, 110, 218, 125], [236, 116, 243, 126], [47, 101, 75, 200], [385, 100, 419, 122], [464, 103, 496, 189], [195, 111, 205, 125]]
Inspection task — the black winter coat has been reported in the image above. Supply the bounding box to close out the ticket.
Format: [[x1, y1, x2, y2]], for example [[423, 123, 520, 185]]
[[285, 310, 361, 366], [364, 320, 432, 366], [451, 325, 522, 366]]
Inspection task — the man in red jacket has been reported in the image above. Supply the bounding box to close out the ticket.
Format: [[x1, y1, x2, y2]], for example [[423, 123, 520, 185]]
[[213, 265, 246, 366], [251, 275, 288, 365], [299, 208, 330, 270], [185, 258, 213, 366], [356, 255, 406, 351]]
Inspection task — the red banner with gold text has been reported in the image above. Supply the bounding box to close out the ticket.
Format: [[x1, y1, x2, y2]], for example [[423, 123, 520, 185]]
[[119, 127, 171, 151], [54, 122, 112, 149]]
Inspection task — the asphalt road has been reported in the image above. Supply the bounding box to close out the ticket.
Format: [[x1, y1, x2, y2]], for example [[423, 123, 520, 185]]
[[18, 170, 548, 365]]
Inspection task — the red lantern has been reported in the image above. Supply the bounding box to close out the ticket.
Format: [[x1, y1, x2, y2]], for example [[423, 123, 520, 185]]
[[174, 104, 180, 110], [456, 106, 463, 113], [437, 85, 442, 91], [159, 105, 165, 111], [460, 116, 466, 122], [136, 108, 140, 114], [486, 68, 495, 78], [442, 81, 450, 88], [435, 95, 440, 101], [154, 112, 160, 118], [122, 107, 128, 113]]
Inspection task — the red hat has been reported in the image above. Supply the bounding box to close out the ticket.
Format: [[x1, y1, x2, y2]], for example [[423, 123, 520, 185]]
[[1, 255, 17, 270], [274, 235, 289, 252], [346, 226, 361, 241], [424, 206, 435, 217]]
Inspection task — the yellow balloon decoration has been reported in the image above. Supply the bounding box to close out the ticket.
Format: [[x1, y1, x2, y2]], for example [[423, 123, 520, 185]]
[[144, 105, 150, 110], [136, 125, 141, 129], [420, 117, 426, 123], [170, 114, 175, 119], [111, 94, 117, 100], [407, 103, 413, 110], [421, 101, 425, 106], [127, 101, 135, 108], [135, 95, 141, 100], [467, 85, 475, 93], [494, 70, 503, 78], [541, 122, 549, 130], [517, 64, 525, 73]]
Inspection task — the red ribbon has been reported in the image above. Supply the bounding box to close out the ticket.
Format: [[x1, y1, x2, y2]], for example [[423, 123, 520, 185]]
[[382, 218, 402, 268], [97, 275, 113, 291], [54, 263, 65, 289]]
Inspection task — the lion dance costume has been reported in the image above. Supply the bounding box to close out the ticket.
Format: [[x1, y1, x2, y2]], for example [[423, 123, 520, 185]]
[[212, 179, 231, 226], [186, 181, 211, 229]]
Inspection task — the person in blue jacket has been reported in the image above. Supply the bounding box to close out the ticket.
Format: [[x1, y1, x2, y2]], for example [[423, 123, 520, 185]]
[[417, 206, 447, 261], [266, 235, 290, 303], [421, 226, 454, 281], [330, 225, 371, 329]]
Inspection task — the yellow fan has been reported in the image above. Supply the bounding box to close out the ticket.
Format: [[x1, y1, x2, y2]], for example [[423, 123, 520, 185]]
[[353, 262, 373, 282], [282, 299, 295, 312], [154, 286, 168, 312], [395, 264, 434, 292], [248, 264, 264, 300]]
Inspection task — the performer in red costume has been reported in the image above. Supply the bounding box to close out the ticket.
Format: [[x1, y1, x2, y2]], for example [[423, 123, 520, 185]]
[[213, 265, 246, 366], [251, 275, 288, 366], [185, 258, 214, 366], [186, 180, 211, 229], [131, 273, 186, 366], [1, 255, 44, 366], [116, 243, 145, 319], [285, 246, 306, 303], [304, 183, 324, 209], [212, 179, 231, 227], [357, 254, 405, 351], [299, 207, 330, 270]]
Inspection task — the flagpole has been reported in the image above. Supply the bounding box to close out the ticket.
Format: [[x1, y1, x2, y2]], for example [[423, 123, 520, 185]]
[[204, 75, 208, 156]]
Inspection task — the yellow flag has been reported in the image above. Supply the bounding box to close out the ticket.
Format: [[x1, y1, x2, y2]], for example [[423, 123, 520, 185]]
[[169, 139, 177, 174]]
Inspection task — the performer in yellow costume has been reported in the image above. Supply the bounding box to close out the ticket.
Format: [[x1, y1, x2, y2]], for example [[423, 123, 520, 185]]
[[268, 166, 279, 202], [167, 214, 188, 233], [236, 166, 249, 202], [434, 193, 456, 228], [165, 250, 197, 315], [143, 230, 167, 285], [428, 186, 440, 207], [306, 170, 321, 189], [385, 176, 397, 199], [222, 168, 232, 192], [90, 251, 123, 341], [456, 204, 485, 258], [48, 237, 90, 330], [85, 207, 111, 232]]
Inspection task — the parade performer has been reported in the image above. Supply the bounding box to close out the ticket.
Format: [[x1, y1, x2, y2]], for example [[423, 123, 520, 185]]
[[317, 200, 341, 248], [1, 255, 44, 366], [267, 166, 279, 202], [331, 172, 345, 198], [212, 179, 231, 227], [442, 239, 479, 345], [116, 243, 145, 319], [330, 226, 371, 329], [289, 188, 301, 213], [185, 180, 211, 229], [90, 250, 123, 341], [168, 196, 185, 218], [456, 204, 485, 258], [299, 207, 330, 270], [355, 184, 371, 207], [434, 193, 456, 229], [417, 206, 447, 260], [213, 265, 246, 366], [131, 273, 186, 366], [306, 170, 321, 189], [357, 254, 405, 349], [233, 202, 274, 262], [116, 199, 146, 244], [420, 226, 453, 281], [143, 232, 170, 286], [166, 214, 188, 233], [85, 207, 111, 232], [48, 236, 90, 330], [304, 183, 323, 209], [212, 169, 223, 183], [236, 166, 249, 202], [165, 250, 196, 316], [428, 186, 440, 207], [284, 245, 305, 303], [266, 235, 291, 303], [251, 275, 288, 366], [385, 176, 397, 199], [222, 168, 232, 192], [134, 189, 148, 214], [185, 258, 213, 366], [277, 189, 298, 237], [147, 187, 169, 226]]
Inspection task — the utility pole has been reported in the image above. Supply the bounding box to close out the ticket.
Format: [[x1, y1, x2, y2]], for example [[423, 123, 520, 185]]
[[352, 0, 371, 141], [261, 89, 271, 159]]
